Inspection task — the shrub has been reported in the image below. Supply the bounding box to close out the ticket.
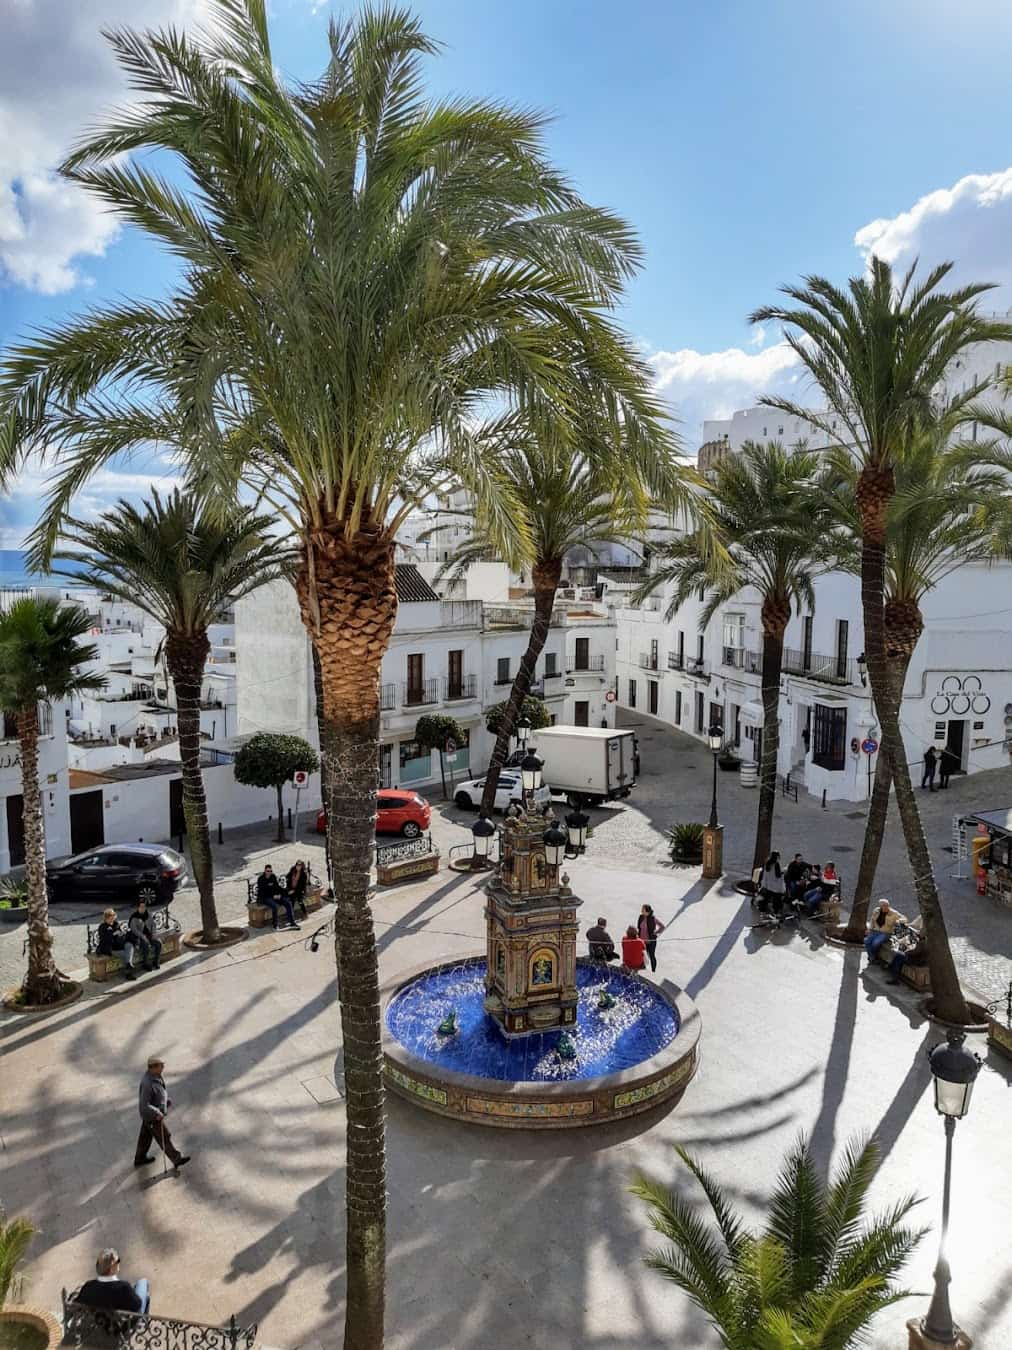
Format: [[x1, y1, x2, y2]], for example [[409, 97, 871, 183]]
[[667, 822, 705, 860]]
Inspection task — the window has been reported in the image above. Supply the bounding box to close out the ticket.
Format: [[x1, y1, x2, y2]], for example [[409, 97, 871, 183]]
[[496, 656, 511, 685], [447, 649, 463, 699], [648, 681, 659, 714], [407, 653, 424, 696], [722, 612, 744, 666], [544, 651, 558, 677], [802, 615, 813, 671], [675, 690, 682, 724], [696, 634, 704, 664], [650, 638, 658, 670], [835, 619, 849, 680], [677, 630, 685, 665], [574, 637, 589, 670], [812, 704, 847, 771], [399, 739, 423, 767], [628, 679, 637, 708]]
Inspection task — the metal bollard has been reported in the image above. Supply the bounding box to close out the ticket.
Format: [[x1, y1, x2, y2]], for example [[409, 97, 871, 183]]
[[821, 789, 827, 810], [287, 808, 292, 829], [217, 821, 223, 845]]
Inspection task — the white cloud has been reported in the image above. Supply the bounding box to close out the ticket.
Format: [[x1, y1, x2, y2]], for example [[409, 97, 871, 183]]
[[749, 324, 767, 348], [0, 1, 212, 294], [854, 168, 1012, 306], [649, 341, 805, 445]]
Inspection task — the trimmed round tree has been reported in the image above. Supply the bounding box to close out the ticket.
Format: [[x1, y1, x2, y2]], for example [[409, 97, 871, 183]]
[[234, 733, 319, 842], [485, 695, 550, 742], [414, 713, 466, 799]]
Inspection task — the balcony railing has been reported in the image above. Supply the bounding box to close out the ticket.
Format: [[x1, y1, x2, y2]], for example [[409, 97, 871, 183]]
[[484, 605, 567, 630], [567, 654, 606, 674], [1, 702, 53, 741], [782, 648, 861, 686], [721, 646, 762, 674], [683, 656, 708, 679], [380, 683, 397, 711], [668, 651, 685, 671], [403, 678, 439, 707], [443, 674, 477, 701], [639, 651, 660, 670]]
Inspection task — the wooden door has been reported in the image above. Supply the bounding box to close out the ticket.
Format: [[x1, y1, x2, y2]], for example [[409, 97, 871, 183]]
[[70, 789, 105, 853]]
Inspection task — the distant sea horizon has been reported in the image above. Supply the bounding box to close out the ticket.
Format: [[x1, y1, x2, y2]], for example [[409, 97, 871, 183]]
[[0, 549, 88, 590]]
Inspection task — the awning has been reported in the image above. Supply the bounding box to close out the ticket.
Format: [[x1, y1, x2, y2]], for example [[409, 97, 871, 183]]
[[970, 807, 1012, 836], [739, 701, 764, 726]]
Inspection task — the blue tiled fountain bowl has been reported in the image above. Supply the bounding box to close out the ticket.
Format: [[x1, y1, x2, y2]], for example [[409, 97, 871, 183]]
[[381, 956, 700, 1129]]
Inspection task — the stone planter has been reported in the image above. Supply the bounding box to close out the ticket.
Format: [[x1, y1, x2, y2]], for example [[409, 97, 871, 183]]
[[0, 1305, 62, 1350], [920, 996, 990, 1033], [0, 904, 28, 925], [2, 980, 83, 1015], [987, 1016, 1012, 1060], [671, 849, 703, 866], [717, 757, 740, 773]]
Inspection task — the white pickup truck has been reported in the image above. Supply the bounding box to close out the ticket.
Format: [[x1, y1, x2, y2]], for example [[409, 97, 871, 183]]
[[508, 725, 638, 805]]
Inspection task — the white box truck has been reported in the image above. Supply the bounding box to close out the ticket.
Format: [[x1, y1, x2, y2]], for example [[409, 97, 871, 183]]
[[518, 725, 638, 804]]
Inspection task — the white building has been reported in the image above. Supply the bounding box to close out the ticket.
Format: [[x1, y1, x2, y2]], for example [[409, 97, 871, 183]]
[[0, 701, 72, 873], [234, 566, 618, 795]]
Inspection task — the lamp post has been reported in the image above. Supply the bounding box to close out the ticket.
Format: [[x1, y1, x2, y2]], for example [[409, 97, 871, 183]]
[[564, 796, 590, 856], [470, 815, 496, 871], [908, 1032, 981, 1350], [542, 820, 568, 870], [857, 652, 868, 687], [516, 717, 531, 753], [520, 748, 543, 808], [702, 723, 724, 879]]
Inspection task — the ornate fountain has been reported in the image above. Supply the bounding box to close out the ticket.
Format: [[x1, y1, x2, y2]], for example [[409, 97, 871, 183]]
[[381, 786, 701, 1129]]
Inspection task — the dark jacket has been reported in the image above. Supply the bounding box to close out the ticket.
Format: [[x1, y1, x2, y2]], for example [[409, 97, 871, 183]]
[[586, 924, 616, 958], [77, 1278, 142, 1314], [785, 860, 807, 887], [96, 921, 127, 956], [138, 1070, 169, 1124], [286, 865, 307, 899], [256, 872, 282, 903], [127, 909, 156, 943]]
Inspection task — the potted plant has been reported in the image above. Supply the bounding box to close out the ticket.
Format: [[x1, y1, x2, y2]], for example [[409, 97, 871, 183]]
[[716, 740, 741, 771], [0, 878, 29, 926], [667, 822, 705, 864], [0, 1210, 61, 1350]]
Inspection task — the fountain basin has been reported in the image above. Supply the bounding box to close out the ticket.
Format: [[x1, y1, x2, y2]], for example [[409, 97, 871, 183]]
[[382, 956, 700, 1128]]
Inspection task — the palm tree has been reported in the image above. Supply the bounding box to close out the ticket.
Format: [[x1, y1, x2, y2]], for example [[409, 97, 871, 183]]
[[632, 1134, 926, 1350], [438, 414, 689, 818], [0, 6, 668, 1341], [0, 598, 102, 1004], [638, 442, 841, 869], [822, 425, 1012, 940], [53, 491, 289, 943], [751, 259, 1012, 1024]]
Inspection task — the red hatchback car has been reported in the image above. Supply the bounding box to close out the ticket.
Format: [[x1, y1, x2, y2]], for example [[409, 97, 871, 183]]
[[316, 788, 431, 839]]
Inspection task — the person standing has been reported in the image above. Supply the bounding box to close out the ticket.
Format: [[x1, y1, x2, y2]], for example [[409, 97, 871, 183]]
[[761, 850, 786, 924], [135, 1056, 190, 1170], [921, 746, 938, 791], [637, 904, 665, 972], [127, 900, 162, 971], [77, 1249, 150, 1314], [938, 746, 955, 789]]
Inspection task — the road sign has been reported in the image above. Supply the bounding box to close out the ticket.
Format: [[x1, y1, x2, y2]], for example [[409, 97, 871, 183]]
[[444, 737, 457, 755], [292, 769, 309, 787], [861, 738, 878, 756], [605, 690, 617, 703]]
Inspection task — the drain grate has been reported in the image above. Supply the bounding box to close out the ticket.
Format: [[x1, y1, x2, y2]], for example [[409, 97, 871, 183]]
[[831, 844, 855, 853]]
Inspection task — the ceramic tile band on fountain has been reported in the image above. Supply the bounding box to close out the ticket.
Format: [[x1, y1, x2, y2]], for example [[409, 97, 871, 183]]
[[381, 800, 701, 1128]]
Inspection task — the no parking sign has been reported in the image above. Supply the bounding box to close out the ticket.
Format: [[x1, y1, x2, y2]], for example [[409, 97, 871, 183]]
[[861, 738, 878, 756]]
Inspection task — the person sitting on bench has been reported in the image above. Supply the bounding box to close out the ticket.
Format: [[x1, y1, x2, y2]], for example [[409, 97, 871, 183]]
[[887, 915, 927, 984], [127, 900, 161, 971], [784, 854, 809, 901], [96, 909, 137, 981], [864, 898, 907, 965], [621, 925, 646, 972], [256, 864, 299, 930], [77, 1248, 150, 1315], [803, 860, 840, 915], [586, 917, 619, 962], [286, 859, 309, 915]]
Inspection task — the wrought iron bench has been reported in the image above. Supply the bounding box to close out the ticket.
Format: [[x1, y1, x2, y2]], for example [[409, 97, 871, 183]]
[[86, 908, 182, 982], [62, 1288, 257, 1348], [246, 865, 324, 927]]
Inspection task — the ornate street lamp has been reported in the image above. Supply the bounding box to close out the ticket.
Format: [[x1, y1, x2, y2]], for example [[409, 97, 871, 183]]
[[470, 815, 496, 870], [857, 651, 867, 687], [706, 723, 723, 829], [914, 1031, 982, 1349], [564, 798, 590, 856], [520, 749, 543, 798], [516, 717, 532, 751], [702, 722, 724, 879], [542, 821, 568, 868]]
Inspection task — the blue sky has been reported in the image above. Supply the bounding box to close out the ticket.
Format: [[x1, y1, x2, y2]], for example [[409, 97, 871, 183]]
[[4, 0, 1012, 543]]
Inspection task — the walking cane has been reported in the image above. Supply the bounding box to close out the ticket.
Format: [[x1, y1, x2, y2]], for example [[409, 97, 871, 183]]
[[158, 1118, 168, 1176]]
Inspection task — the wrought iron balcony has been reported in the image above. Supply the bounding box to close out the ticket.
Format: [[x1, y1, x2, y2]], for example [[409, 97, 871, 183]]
[[567, 654, 606, 673], [782, 648, 861, 686], [667, 651, 685, 671], [443, 674, 478, 701], [380, 683, 397, 710], [1, 702, 53, 741], [638, 652, 660, 671], [403, 678, 440, 706], [721, 646, 762, 674]]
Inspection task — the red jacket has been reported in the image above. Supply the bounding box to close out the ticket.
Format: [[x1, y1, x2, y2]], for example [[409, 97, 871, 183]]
[[622, 936, 646, 969]]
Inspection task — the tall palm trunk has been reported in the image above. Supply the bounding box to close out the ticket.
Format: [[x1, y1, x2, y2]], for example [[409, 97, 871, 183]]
[[18, 705, 60, 1004], [752, 599, 788, 870], [480, 557, 562, 817], [165, 632, 219, 942], [297, 517, 396, 1350], [856, 468, 970, 1023], [842, 603, 919, 941], [312, 644, 333, 885]]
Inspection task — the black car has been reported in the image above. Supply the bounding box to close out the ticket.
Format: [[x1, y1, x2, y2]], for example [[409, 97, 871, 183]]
[[46, 844, 187, 906]]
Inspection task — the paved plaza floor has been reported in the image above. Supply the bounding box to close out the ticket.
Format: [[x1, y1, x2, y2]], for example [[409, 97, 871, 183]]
[[3, 852, 1012, 1349], [2, 713, 1012, 1347]]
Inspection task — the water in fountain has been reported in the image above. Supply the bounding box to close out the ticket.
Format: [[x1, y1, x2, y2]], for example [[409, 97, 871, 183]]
[[385, 959, 679, 1082]]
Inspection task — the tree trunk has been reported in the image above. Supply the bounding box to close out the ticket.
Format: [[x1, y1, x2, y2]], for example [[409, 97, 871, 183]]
[[296, 515, 395, 1350], [18, 706, 61, 1004], [312, 643, 333, 887], [480, 557, 562, 817], [752, 605, 788, 870], [275, 782, 286, 843], [437, 749, 447, 800], [165, 632, 219, 942], [857, 468, 970, 1023]]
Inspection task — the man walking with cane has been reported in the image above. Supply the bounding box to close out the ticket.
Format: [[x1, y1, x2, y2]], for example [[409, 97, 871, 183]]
[[135, 1055, 191, 1171]]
